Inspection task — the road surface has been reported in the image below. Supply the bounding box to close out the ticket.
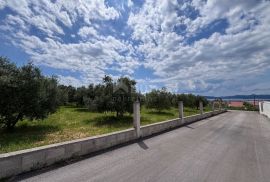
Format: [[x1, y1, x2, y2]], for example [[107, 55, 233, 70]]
[[14, 111, 270, 182]]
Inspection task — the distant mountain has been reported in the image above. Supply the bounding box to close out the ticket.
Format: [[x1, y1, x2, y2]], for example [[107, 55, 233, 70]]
[[205, 95, 270, 100]]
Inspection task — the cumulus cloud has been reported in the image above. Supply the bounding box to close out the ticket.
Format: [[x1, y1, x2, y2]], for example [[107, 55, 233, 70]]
[[127, 0, 270, 95], [127, 0, 134, 7], [57, 75, 87, 88], [0, 0, 270, 95], [0, 0, 138, 85], [78, 27, 98, 39]]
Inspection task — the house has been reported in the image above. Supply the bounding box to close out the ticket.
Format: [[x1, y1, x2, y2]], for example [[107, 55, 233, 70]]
[[228, 101, 244, 107]]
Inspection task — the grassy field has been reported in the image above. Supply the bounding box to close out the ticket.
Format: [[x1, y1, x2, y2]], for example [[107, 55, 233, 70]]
[[0, 106, 210, 154]]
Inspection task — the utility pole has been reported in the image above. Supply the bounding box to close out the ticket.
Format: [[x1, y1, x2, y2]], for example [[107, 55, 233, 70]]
[[253, 94, 256, 107]]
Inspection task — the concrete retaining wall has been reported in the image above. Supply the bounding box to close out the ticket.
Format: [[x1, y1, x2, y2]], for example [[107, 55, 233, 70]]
[[0, 110, 226, 179], [259, 101, 270, 118], [141, 110, 223, 137]]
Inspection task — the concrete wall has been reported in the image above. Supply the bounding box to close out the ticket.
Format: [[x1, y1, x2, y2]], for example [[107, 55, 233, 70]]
[[0, 110, 226, 179], [259, 101, 270, 118]]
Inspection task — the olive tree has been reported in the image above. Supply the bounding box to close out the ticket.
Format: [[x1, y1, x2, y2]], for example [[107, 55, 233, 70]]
[[82, 75, 136, 117], [145, 88, 171, 112], [0, 57, 59, 130]]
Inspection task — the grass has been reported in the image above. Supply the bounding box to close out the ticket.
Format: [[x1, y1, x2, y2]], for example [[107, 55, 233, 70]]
[[0, 105, 211, 154]]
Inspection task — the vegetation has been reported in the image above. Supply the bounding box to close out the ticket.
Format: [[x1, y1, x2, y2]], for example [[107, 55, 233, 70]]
[[58, 78, 209, 115], [145, 88, 171, 112], [243, 102, 258, 111], [0, 57, 59, 130], [0, 57, 212, 153], [0, 105, 211, 153]]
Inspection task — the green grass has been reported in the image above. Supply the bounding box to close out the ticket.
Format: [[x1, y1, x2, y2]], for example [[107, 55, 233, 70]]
[[0, 106, 211, 154]]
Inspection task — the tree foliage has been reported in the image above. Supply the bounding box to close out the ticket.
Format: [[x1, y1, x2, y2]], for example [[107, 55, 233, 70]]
[[145, 88, 171, 112], [75, 75, 137, 117], [243, 102, 258, 111], [0, 57, 59, 130], [170, 93, 209, 109], [0, 57, 211, 129]]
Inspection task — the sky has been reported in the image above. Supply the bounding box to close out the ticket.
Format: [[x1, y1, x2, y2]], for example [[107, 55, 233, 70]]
[[0, 0, 270, 96]]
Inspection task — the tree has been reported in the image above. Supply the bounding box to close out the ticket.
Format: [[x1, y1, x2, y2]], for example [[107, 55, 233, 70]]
[[145, 88, 171, 112], [56, 85, 76, 105], [57, 85, 69, 105], [195, 95, 209, 109], [243, 102, 258, 111], [112, 77, 136, 117], [0, 57, 59, 130], [66, 85, 76, 103], [74, 86, 87, 106], [82, 75, 136, 117]]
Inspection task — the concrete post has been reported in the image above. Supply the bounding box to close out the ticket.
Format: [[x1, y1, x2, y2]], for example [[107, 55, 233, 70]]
[[260, 102, 264, 113], [219, 102, 221, 111], [133, 101, 140, 138], [178, 101, 184, 123], [212, 102, 215, 111], [200, 101, 203, 115]]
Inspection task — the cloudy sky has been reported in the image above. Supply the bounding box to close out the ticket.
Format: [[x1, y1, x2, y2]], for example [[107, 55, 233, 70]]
[[0, 0, 270, 96]]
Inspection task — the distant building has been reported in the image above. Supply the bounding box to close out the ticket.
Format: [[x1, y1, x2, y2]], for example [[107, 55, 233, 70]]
[[227, 100, 259, 108], [228, 101, 244, 107]]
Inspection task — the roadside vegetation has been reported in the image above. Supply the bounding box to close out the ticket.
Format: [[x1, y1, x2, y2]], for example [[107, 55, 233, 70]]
[[0, 57, 211, 153], [0, 106, 212, 153]]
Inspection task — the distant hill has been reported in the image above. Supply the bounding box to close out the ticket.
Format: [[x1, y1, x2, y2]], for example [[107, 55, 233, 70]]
[[205, 95, 270, 100]]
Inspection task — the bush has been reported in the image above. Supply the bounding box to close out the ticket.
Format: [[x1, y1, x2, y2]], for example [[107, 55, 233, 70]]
[[243, 102, 258, 111]]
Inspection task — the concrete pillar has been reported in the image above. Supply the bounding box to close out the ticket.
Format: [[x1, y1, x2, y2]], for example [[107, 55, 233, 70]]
[[133, 101, 140, 138], [178, 101, 184, 123], [212, 102, 215, 111], [200, 101, 203, 115], [260, 102, 264, 113]]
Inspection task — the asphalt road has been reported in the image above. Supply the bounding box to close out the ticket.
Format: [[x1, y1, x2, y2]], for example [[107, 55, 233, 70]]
[[14, 111, 270, 182]]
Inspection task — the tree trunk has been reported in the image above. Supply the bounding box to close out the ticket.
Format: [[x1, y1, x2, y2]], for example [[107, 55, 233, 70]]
[[5, 113, 22, 131]]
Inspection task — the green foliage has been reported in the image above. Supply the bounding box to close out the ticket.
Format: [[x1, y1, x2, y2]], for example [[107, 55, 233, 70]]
[[112, 77, 136, 116], [170, 93, 208, 109], [145, 88, 171, 112], [0, 105, 207, 153], [175, 94, 197, 108], [74, 86, 88, 106], [0, 56, 211, 129], [243, 102, 258, 111], [57, 85, 76, 105], [57, 85, 69, 105], [195, 95, 209, 109], [0, 57, 59, 130], [78, 75, 137, 117]]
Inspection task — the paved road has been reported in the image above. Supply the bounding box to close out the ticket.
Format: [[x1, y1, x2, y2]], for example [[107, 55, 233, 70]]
[[14, 111, 270, 182]]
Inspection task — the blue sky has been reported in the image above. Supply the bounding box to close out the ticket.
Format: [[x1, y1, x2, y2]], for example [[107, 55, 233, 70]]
[[0, 0, 270, 96]]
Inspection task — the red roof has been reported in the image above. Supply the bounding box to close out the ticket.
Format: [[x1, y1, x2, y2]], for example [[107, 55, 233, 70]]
[[228, 101, 244, 107]]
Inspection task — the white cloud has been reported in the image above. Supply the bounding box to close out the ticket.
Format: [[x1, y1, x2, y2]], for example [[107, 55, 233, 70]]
[[127, 0, 270, 95], [1, 0, 270, 95], [0, 1, 6, 10], [57, 75, 87, 87], [0, 0, 138, 85], [7, 30, 138, 84], [1, 0, 120, 36], [78, 27, 98, 39], [127, 0, 134, 7]]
